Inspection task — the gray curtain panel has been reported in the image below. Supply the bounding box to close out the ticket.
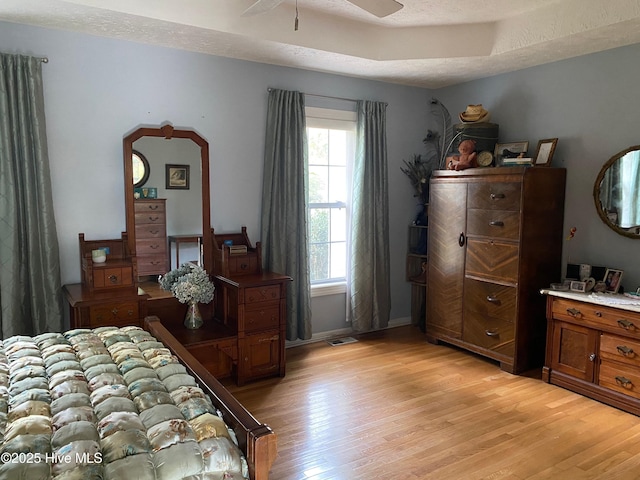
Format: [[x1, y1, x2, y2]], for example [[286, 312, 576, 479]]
[[0, 53, 64, 336], [260, 89, 312, 340], [349, 100, 391, 332]]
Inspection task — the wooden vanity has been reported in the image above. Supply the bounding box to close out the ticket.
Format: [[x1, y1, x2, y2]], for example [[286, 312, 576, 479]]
[[542, 289, 640, 415], [64, 124, 291, 387]]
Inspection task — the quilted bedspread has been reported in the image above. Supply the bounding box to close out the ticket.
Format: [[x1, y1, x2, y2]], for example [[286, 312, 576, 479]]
[[0, 325, 249, 480]]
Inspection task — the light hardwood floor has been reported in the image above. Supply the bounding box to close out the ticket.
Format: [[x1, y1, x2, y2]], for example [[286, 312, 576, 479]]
[[223, 325, 640, 480]]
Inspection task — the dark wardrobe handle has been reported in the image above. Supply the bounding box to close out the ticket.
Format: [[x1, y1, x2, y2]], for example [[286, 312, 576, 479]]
[[458, 232, 466, 247]]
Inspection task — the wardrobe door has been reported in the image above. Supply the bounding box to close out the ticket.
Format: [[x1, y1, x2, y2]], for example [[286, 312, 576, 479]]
[[426, 180, 467, 340]]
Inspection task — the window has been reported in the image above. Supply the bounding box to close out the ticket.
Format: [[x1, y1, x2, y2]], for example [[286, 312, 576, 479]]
[[306, 107, 356, 289]]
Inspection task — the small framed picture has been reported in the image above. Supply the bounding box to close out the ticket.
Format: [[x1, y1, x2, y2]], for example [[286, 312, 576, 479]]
[[534, 138, 558, 167], [494, 141, 529, 165], [166, 164, 190, 190], [603, 268, 623, 294], [570, 280, 587, 293]]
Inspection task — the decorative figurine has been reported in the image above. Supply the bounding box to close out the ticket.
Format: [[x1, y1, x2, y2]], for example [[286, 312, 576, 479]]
[[446, 139, 478, 171]]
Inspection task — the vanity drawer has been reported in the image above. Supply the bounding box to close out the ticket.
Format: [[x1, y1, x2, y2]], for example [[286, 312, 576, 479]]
[[89, 301, 139, 327], [598, 360, 640, 400], [227, 254, 259, 275], [551, 298, 640, 339], [600, 333, 640, 367], [468, 182, 521, 211], [467, 209, 520, 240], [93, 266, 134, 289], [244, 304, 280, 332], [245, 285, 281, 304], [465, 239, 518, 283], [463, 278, 516, 322], [462, 312, 515, 355]]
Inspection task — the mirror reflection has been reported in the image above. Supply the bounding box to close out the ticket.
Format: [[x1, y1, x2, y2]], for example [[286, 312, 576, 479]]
[[594, 145, 640, 238], [133, 137, 203, 270], [132, 150, 150, 188]]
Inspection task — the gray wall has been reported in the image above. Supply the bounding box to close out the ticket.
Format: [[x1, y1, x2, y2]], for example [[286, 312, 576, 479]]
[[434, 44, 640, 291], [1, 21, 428, 334]]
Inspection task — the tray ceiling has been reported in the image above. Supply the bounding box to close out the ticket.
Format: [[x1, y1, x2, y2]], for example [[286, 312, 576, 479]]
[[2, 0, 640, 88]]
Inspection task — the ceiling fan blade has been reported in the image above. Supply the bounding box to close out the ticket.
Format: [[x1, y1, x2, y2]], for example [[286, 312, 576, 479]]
[[242, 0, 286, 17], [347, 0, 403, 17]]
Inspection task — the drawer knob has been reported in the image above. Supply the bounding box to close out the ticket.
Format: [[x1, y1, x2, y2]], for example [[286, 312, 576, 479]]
[[616, 345, 635, 357], [485, 329, 499, 337], [148, 205, 159, 210], [615, 376, 633, 389], [258, 335, 279, 343], [458, 232, 465, 247], [109, 275, 119, 284], [150, 230, 159, 235], [489, 221, 504, 227], [111, 308, 119, 315], [486, 295, 500, 304], [490, 193, 505, 200], [617, 319, 636, 331], [148, 216, 159, 222], [240, 264, 249, 270], [150, 244, 159, 249], [566, 308, 582, 318]]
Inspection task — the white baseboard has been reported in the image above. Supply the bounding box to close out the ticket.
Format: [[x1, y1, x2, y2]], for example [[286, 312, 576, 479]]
[[285, 316, 413, 349]]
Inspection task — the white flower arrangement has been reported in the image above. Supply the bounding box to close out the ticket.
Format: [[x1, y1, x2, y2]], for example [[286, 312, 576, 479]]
[[159, 263, 215, 304]]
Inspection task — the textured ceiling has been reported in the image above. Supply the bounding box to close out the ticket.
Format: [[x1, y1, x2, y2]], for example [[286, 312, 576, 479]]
[[2, 0, 640, 88]]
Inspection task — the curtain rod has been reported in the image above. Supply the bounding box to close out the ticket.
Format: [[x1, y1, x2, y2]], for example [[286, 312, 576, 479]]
[[267, 88, 356, 104], [267, 88, 387, 106]]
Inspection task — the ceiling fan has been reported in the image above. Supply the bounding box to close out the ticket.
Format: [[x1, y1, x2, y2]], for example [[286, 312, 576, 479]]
[[242, 0, 404, 18]]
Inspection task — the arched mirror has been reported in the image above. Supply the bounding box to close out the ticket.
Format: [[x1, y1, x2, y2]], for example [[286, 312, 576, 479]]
[[123, 124, 212, 278], [594, 145, 640, 239]]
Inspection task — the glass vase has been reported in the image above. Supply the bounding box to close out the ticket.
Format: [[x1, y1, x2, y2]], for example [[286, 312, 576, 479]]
[[184, 300, 203, 329]]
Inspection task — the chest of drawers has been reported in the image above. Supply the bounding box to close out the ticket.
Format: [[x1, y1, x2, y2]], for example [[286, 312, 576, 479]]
[[543, 291, 640, 415], [427, 167, 566, 373], [134, 199, 168, 276]]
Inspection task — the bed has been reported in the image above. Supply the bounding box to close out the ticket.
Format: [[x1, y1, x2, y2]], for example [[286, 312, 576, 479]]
[[0, 315, 276, 480]]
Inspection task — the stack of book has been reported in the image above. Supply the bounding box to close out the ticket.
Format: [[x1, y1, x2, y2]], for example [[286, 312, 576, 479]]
[[501, 157, 532, 166], [229, 245, 248, 255]]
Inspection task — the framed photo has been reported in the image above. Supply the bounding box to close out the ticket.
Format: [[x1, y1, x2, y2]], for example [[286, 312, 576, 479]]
[[494, 141, 529, 165], [603, 268, 623, 294], [166, 164, 190, 190], [534, 138, 558, 167], [569, 280, 587, 293]]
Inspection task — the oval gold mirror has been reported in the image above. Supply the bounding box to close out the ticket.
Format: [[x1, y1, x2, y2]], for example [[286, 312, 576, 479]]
[[594, 145, 640, 239]]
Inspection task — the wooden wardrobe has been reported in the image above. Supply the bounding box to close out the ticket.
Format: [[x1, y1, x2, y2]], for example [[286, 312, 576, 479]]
[[426, 166, 566, 373]]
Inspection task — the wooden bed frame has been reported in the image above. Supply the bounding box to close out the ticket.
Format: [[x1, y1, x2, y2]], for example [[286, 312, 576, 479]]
[[144, 315, 277, 480]]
